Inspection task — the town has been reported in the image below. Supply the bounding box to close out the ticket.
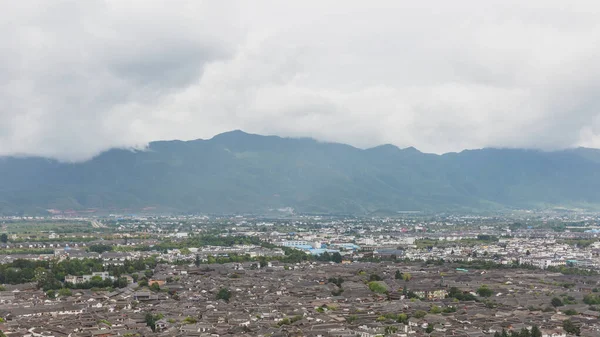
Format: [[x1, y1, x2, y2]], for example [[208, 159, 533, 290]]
[[0, 212, 600, 336]]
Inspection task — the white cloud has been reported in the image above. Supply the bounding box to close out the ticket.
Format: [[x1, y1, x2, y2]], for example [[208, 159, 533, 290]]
[[2, 0, 600, 160]]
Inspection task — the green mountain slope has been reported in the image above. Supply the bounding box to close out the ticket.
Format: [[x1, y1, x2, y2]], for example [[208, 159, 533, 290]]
[[1, 130, 600, 215]]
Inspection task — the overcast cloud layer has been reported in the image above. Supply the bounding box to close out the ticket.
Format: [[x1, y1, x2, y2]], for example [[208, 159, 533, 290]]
[[2, 0, 600, 161]]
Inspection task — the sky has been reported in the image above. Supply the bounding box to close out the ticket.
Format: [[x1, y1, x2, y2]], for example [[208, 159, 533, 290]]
[[2, 0, 600, 161]]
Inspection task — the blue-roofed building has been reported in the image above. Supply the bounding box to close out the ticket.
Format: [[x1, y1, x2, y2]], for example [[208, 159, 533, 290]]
[[308, 248, 340, 255]]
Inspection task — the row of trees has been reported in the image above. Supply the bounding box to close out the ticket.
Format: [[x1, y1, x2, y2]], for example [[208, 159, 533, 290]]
[[493, 326, 542, 337], [0, 257, 155, 290]]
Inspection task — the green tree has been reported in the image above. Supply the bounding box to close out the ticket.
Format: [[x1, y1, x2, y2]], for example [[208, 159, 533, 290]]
[[551, 297, 564, 307], [477, 285, 494, 297], [430, 305, 442, 314], [531, 326, 542, 337], [413, 310, 427, 319], [217, 287, 232, 302], [0, 233, 7, 243], [564, 309, 578, 316], [369, 274, 382, 281], [425, 324, 434, 333], [88, 244, 113, 254], [145, 313, 157, 332], [331, 252, 343, 263], [149, 282, 160, 292], [194, 255, 201, 267], [367, 281, 388, 294], [114, 277, 128, 288], [46, 289, 56, 299], [328, 277, 344, 287], [395, 270, 402, 280], [58, 288, 72, 297], [562, 319, 580, 336], [494, 329, 510, 337], [583, 293, 600, 305], [385, 325, 398, 335]]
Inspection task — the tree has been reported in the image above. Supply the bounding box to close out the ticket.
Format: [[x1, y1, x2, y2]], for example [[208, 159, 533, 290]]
[[369, 274, 382, 281], [430, 305, 442, 314], [328, 277, 344, 287], [443, 306, 457, 313], [58, 288, 72, 297], [494, 329, 510, 337], [402, 273, 412, 282], [194, 255, 201, 267], [217, 287, 231, 302], [368, 281, 388, 294], [331, 252, 343, 263], [583, 293, 600, 305], [425, 324, 434, 333], [114, 277, 128, 288], [397, 313, 408, 324], [46, 289, 56, 299], [395, 270, 402, 280], [145, 313, 157, 332], [0, 233, 7, 243], [149, 282, 160, 292], [551, 297, 564, 307], [88, 244, 113, 254], [385, 325, 398, 334], [413, 310, 427, 319], [477, 285, 493, 297], [562, 319, 580, 336], [526, 250, 531, 256], [531, 326, 542, 337]]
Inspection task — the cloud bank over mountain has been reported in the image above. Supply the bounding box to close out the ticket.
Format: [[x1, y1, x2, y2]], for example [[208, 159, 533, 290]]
[[2, 0, 600, 161]]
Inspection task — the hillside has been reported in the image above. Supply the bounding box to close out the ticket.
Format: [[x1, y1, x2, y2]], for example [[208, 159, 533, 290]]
[[1, 130, 600, 215]]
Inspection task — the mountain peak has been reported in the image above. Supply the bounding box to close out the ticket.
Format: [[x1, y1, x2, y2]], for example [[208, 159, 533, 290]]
[[402, 146, 421, 153], [366, 144, 422, 154], [210, 129, 251, 140], [368, 144, 400, 152]]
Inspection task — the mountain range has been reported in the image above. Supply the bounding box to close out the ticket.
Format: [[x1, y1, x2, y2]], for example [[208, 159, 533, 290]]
[[2, 130, 600, 215]]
